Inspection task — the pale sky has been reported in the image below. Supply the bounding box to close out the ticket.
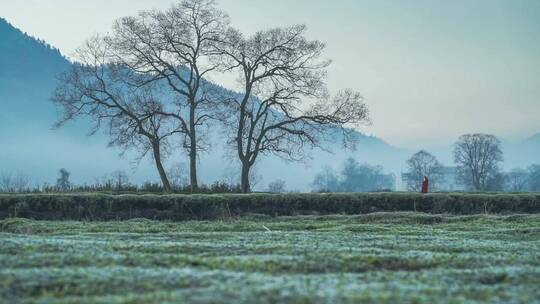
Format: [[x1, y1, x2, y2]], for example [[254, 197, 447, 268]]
[[1, 0, 539, 148]]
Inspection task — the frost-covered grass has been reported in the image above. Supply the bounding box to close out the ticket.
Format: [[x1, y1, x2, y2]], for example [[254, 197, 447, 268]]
[[1, 213, 539, 303]]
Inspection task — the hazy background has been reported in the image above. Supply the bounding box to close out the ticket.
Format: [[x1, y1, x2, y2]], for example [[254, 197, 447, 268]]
[[1, 0, 539, 148], [1, 0, 540, 190]]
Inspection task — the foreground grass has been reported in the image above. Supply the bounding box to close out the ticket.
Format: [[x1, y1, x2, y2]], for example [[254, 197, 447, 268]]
[[1, 213, 539, 303]]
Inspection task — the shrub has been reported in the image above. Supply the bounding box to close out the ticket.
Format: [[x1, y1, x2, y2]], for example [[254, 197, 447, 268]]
[[0, 193, 539, 221]]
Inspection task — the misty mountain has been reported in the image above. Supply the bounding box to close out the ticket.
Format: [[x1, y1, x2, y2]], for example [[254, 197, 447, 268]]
[[0, 18, 68, 125], [0, 17, 159, 186], [0, 17, 411, 190]]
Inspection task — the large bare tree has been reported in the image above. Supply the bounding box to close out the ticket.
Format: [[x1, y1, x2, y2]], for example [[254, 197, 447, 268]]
[[218, 25, 370, 192], [404, 150, 443, 192], [454, 133, 503, 191], [107, 0, 229, 191], [52, 37, 179, 192]]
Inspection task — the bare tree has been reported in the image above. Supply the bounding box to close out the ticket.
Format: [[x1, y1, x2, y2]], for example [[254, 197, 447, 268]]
[[221, 161, 262, 190], [56, 168, 71, 192], [111, 170, 130, 190], [404, 150, 443, 192], [311, 166, 340, 192], [505, 168, 529, 192], [267, 179, 286, 193], [107, 0, 229, 191], [167, 162, 189, 190], [0, 174, 11, 192], [339, 158, 393, 192], [218, 25, 370, 192], [454, 134, 503, 191], [52, 37, 179, 192], [12, 174, 30, 192], [0, 172, 30, 192]]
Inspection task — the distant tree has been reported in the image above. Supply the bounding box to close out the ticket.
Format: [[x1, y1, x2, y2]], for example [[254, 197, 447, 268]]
[[267, 179, 286, 193], [108, 0, 229, 191], [485, 172, 505, 192], [311, 166, 340, 192], [56, 169, 71, 192], [218, 25, 370, 192], [528, 164, 540, 192], [96, 175, 114, 190], [245, 167, 263, 190], [52, 37, 179, 192], [0, 174, 11, 192], [311, 161, 393, 193], [167, 163, 189, 190], [221, 162, 262, 190], [14, 174, 29, 192], [340, 158, 362, 192], [340, 158, 393, 192], [111, 170, 130, 190], [454, 134, 503, 191], [379, 174, 396, 192], [404, 150, 443, 192], [505, 168, 529, 192], [0, 173, 30, 193]]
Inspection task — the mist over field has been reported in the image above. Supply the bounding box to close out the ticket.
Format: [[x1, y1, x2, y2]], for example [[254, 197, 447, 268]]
[[1, 15, 539, 191], [0, 17, 405, 190]]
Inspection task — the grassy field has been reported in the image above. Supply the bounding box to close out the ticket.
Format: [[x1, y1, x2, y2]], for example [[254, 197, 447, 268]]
[[1, 213, 539, 303]]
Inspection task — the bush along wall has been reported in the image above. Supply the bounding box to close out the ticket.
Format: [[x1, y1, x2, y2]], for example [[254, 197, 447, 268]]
[[0, 193, 539, 221]]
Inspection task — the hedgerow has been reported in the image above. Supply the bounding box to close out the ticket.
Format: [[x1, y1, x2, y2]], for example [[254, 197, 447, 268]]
[[0, 192, 539, 221]]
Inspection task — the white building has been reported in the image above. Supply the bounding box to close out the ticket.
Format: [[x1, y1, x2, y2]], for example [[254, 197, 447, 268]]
[[401, 166, 465, 192]]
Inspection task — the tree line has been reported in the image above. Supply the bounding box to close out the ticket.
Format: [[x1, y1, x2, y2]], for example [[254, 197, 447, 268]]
[[310, 133, 540, 193], [311, 158, 395, 192], [51, 0, 369, 193], [404, 133, 540, 192], [0, 168, 246, 194]]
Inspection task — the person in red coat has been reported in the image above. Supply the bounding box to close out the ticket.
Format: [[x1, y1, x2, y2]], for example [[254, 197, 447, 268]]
[[421, 176, 429, 194]]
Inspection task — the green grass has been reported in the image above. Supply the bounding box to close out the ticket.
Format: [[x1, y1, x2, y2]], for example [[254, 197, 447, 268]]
[[1, 213, 539, 303]]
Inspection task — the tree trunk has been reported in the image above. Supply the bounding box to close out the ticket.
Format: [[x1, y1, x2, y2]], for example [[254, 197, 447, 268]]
[[189, 107, 198, 192], [152, 142, 172, 192], [189, 143, 198, 192], [240, 160, 251, 193]]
